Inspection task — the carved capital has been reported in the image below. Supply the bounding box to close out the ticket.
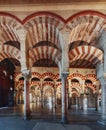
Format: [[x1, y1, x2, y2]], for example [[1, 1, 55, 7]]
[[60, 72, 69, 80], [22, 69, 31, 79]]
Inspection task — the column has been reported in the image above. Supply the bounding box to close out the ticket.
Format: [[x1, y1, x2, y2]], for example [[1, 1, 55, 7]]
[[22, 69, 31, 120], [80, 94, 83, 110], [94, 93, 98, 111], [60, 72, 69, 123], [99, 77, 106, 125], [54, 89, 57, 108], [41, 89, 43, 108], [83, 94, 88, 111]]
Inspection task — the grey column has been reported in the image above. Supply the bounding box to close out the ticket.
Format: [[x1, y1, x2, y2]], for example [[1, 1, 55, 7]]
[[99, 77, 106, 125], [61, 72, 69, 123]]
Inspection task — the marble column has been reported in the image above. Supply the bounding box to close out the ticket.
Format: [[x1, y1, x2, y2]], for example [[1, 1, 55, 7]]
[[99, 77, 106, 125], [22, 69, 31, 120], [83, 94, 88, 110], [60, 72, 69, 123]]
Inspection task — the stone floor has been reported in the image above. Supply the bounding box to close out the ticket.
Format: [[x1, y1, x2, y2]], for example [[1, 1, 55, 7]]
[[0, 103, 106, 130]]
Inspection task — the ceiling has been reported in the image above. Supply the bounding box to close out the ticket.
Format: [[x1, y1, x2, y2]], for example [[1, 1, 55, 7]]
[[0, 0, 105, 5]]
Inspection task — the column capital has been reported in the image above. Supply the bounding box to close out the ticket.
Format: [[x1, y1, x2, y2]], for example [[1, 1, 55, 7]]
[[60, 72, 69, 79], [22, 69, 31, 79]]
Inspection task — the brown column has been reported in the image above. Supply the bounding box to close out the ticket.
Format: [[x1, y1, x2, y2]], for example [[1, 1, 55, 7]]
[[22, 69, 31, 120], [94, 93, 98, 111], [61, 72, 69, 123]]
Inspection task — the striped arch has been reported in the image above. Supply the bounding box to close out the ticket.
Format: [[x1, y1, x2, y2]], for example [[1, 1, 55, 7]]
[[68, 73, 84, 80], [0, 13, 22, 45], [24, 12, 65, 50], [69, 23, 101, 45], [69, 45, 103, 67], [14, 72, 23, 82], [71, 91, 80, 97], [42, 81, 54, 88], [0, 45, 20, 61], [56, 82, 62, 89], [55, 74, 60, 80], [28, 46, 61, 67], [56, 85, 61, 95], [42, 72, 55, 80], [85, 83, 96, 93], [66, 10, 106, 32], [16, 81, 24, 91], [43, 82, 54, 96], [85, 74, 97, 82], [32, 72, 41, 79], [70, 82, 82, 89], [30, 81, 41, 89]]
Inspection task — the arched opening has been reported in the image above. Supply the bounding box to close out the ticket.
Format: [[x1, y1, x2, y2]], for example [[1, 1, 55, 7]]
[[0, 58, 15, 107]]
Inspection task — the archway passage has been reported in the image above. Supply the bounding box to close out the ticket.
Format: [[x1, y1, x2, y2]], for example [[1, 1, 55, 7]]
[[0, 10, 106, 124], [0, 58, 16, 107]]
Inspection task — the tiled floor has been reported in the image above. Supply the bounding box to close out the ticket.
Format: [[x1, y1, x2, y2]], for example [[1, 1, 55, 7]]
[[0, 103, 106, 130]]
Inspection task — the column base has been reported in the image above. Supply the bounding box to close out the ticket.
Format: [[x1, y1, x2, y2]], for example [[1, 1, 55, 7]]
[[23, 115, 32, 120], [61, 117, 68, 124], [98, 119, 106, 125]]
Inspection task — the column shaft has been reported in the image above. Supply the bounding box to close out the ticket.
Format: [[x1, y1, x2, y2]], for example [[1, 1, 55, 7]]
[[61, 73, 68, 123]]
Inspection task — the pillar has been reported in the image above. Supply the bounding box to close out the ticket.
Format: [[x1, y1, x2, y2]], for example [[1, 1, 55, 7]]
[[94, 93, 98, 111], [22, 69, 31, 120], [83, 94, 88, 110], [41, 89, 43, 108], [99, 77, 106, 125], [60, 72, 69, 123], [54, 89, 57, 108]]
